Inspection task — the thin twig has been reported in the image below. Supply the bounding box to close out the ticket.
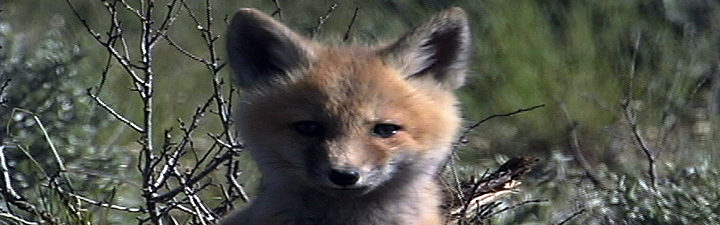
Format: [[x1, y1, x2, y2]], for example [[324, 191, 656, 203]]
[[271, 0, 283, 21], [556, 208, 586, 225], [207, 133, 234, 149], [0, 79, 10, 105], [6, 140, 47, 177], [176, 172, 214, 224], [481, 199, 548, 219], [152, 147, 239, 202], [66, 0, 147, 94], [150, 0, 180, 45], [11, 109, 67, 175], [204, 0, 221, 69], [0, 145, 20, 201], [312, 2, 338, 39], [453, 104, 546, 150], [0, 145, 56, 224], [624, 103, 657, 190], [154, 97, 214, 188], [624, 31, 657, 191], [445, 156, 536, 222], [53, 187, 147, 213], [162, 35, 212, 65], [228, 161, 249, 202], [343, 7, 359, 42], [87, 89, 144, 133], [64, 0, 102, 40], [446, 104, 545, 204], [558, 101, 606, 189], [179, 0, 202, 34], [0, 212, 38, 225], [93, 54, 112, 96], [153, 131, 181, 189], [118, 0, 144, 19]]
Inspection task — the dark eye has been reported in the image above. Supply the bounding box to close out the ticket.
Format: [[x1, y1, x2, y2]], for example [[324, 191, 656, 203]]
[[372, 123, 402, 138], [292, 121, 324, 137]]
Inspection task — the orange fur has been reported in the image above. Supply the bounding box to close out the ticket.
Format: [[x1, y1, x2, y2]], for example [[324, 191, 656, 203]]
[[221, 7, 472, 225]]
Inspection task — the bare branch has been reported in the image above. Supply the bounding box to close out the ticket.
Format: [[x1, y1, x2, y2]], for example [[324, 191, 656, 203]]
[[152, 147, 239, 203], [180, 0, 202, 28], [227, 161, 249, 202], [343, 7, 359, 42], [0, 78, 10, 105], [481, 199, 548, 219], [87, 89, 144, 133], [444, 104, 545, 204], [92, 54, 112, 96], [64, 0, 102, 40], [445, 156, 537, 222], [558, 102, 606, 189], [54, 188, 147, 213], [118, 0, 144, 19], [154, 97, 215, 189], [150, 0, 181, 46], [556, 208, 586, 225], [623, 31, 657, 191], [453, 104, 546, 150], [271, 0, 283, 21], [66, 0, 147, 95], [10, 109, 68, 176], [0, 144, 56, 224], [162, 35, 212, 65], [312, 2, 339, 39], [0, 212, 39, 225], [0, 145, 21, 202], [67, 0, 248, 223], [623, 100, 657, 190]]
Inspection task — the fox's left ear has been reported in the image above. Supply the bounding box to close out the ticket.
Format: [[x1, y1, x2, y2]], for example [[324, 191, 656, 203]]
[[379, 7, 472, 89], [226, 8, 315, 89]]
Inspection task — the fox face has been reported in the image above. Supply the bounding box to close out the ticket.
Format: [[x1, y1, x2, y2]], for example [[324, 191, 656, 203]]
[[225, 7, 471, 223], [236, 53, 462, 195]]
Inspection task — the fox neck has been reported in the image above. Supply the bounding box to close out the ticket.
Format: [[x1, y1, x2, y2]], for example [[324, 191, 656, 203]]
[[257, 170, 443, 225], [254, 153, 446, 224]]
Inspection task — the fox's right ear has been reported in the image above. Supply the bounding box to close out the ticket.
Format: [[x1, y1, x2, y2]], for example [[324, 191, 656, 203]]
[[379, 7, 472, 90], [226, 8, 314, 89]]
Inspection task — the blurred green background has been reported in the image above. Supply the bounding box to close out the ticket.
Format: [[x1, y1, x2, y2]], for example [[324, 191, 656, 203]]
[[0, 0, 717, 224]]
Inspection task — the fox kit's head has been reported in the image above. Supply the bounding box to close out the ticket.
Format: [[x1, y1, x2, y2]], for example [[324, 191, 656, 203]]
[[227, 8, 471, 196]]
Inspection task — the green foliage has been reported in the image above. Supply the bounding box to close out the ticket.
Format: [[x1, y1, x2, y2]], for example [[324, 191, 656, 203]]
[[0, 0, 716, 224], [0, 11, 131, 224], [460, 0, 717, 150], [448, 0, 718, 224], [494, 151, 719, 225]]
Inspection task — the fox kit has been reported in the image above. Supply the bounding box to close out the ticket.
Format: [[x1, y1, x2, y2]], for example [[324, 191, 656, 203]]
[[221, 7, 471, 225]]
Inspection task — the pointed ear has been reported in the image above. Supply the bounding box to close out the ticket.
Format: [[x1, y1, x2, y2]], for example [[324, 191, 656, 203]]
[[226, 8, 314, 89], [379, 7, 472, 89]]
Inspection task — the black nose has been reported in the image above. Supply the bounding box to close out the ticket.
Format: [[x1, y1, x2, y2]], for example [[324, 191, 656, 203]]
[[328, 168, 360, 186]]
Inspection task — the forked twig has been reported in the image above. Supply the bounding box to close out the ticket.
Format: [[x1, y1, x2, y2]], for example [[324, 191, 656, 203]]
[[623, 31, 657, 191], [444, 156, 539, 223], [446, 104, 545, 202], [271, 0, 283, 21], [312, 2, 339, 38]]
